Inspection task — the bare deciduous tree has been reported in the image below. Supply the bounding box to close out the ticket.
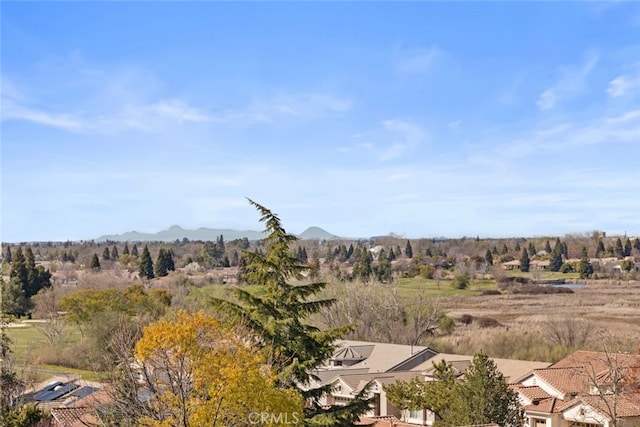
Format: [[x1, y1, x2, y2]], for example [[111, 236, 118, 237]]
[[405, 290, 444, 348], [320, 278, 446, 346], [32, 287, 68, 346], [574, 350, 640, 427], [543, 316, 592, 349]]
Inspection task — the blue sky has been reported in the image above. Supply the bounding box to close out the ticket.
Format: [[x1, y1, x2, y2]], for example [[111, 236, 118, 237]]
[[2, 2, 639, 242]]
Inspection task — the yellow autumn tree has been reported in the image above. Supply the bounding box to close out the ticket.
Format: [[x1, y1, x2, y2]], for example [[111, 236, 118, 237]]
[[134, 311, 303, 427]]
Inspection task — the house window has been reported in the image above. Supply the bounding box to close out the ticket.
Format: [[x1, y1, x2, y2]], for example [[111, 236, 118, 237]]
[[568, 422, 602, 427], [533, 418, 546, 427], [409, 408, 420, 419]]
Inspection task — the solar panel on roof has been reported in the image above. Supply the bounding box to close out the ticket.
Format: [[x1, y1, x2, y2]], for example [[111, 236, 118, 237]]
[[34, 382, 64, 400], [70, 386, 98, 399], [36, 383, 79, 402]]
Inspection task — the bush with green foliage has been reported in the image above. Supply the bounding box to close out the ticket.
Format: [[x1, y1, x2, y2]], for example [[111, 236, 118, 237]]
[[451, 275, 469, 290], [385, 353, 523, 427]]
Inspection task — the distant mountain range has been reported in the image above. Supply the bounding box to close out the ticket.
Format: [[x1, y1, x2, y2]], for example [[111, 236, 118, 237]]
[[96, 225, 339, 242]]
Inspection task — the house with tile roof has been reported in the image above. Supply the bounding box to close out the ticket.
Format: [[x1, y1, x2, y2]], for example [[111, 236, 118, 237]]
[[315, 344, 550, 426], [514, 351, 640, 427]]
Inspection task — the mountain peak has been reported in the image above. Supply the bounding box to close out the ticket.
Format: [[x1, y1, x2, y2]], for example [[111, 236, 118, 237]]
[[298, 226, 338, 240]]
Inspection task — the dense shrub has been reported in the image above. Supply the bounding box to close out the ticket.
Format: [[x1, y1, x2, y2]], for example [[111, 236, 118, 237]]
[[451, 275, 470, 290], [476, 317, 503, 328], [458, 314, 474, 325], [560, 263, 574, 273]]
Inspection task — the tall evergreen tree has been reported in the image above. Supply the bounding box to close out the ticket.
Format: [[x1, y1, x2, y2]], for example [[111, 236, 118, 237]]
[[596, 240, 606, 258], [346, 244, 354, 259], [90, 253, 101, 270], [154, 248, 174, 277], [405, 240, 413, 259], [139, 245, 154, 280], [131, 244, 139, 257], [3, 246, 11, 264], [544, 240, 552, 253], [1, 277, 29, 317], [210, 200, 370, 424], [457, 353, 524, 427], [122, 243, 130, 256], [485, 249, 493, 266], [634, 238, 640, 251], [9, 248, 29, 289], [614, 238, 624, 258], [24, 247, 36, 272], [549, 243, 563, 272], [155, 249, 169, 277], [111, 245, 119, 260], [520, 248, 530, 273], [102, 247, 111, 261], [166, 249, 175, 272], [353, 249, 373, 281], [9, 247, 51, 300], [578, 247, 593, 279], [623, 238, 632, 257], [561, 242, 569, 258]]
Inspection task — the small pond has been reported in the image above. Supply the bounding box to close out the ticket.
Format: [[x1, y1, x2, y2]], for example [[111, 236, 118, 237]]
[[549, 283, 586, 289]]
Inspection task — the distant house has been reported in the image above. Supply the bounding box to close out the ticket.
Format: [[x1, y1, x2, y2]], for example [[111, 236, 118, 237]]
[[50, 388, 112, 427], [503, 260, 521, 270], [514, 350, 640, 427], [311, 340, 437, 378], [312, 341, 550, 426], [531, 260, 550, 270], [22, 377, 104, 412]]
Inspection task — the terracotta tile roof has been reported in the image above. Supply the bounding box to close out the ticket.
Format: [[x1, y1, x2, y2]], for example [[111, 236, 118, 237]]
[[552, 351, 640, 373], [50, 407, 90, 427], [524, 397, 562, 413], [68, 387, 111, 408], [515, 385, 553, 402], [558, 393, 640, 418], [533, 367, 591, 396]]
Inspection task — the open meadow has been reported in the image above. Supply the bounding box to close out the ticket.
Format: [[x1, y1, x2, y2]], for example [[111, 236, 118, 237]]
[[427, 278, 640, 360]]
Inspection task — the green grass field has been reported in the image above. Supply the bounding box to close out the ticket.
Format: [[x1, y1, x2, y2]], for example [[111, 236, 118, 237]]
[[396, 277, 497, 298], [3, 322, 98, 381]]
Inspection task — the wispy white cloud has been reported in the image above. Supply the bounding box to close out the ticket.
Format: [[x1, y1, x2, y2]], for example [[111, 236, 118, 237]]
[[2, 99, 84, 130], [237, 93, 352, 123], [468, 107, 640, 171], [2, 70, 350, 133], [348, 119, 427, 161], [150, 100, 211, 123], [394, 45, 441, 74], [607, 70, 640, 97], [1, 72, 212, 132], [378, 119, 426, 161], [537, 53, 599, 110]]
